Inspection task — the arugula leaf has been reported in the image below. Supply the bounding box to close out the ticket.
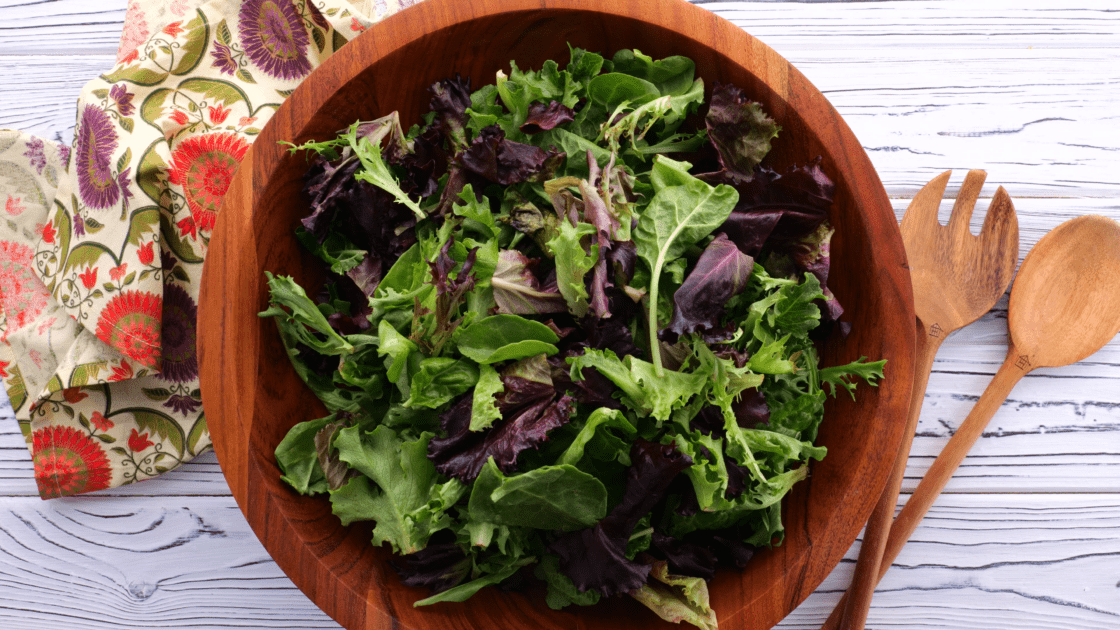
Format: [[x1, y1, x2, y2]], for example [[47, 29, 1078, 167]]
[[413, 557, 535, 606]]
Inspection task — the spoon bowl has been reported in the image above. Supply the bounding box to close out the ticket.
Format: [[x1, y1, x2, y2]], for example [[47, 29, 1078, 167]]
[[1009, 215, 1120, 367]]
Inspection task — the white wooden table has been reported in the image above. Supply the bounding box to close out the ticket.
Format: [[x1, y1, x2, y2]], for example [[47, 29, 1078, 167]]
[[2, 1, 1118, 628]]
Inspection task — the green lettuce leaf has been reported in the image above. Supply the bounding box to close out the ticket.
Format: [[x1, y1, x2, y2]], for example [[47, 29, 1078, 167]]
[[468, 458, 608, 531]]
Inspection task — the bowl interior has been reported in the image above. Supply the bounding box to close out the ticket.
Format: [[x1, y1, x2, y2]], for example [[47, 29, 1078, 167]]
[[199, 1, 914, 628]]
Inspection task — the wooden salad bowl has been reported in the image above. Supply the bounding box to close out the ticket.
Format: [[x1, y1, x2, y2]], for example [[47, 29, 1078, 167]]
[[198, 0, 916, 628]]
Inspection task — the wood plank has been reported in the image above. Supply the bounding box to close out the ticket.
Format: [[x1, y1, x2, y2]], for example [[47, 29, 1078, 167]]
[[0, 0, 128, 55], [0, 57, 114, 145], [0, 3, 1117, 194], [0, 493, 1115, 628], [782, 493, 1120, 629]]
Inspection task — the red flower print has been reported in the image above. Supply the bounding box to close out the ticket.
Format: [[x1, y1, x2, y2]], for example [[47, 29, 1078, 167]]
[[177, 216, 197, 239], [170, 110, 190, 125], [61, 387, 88, 404], [0, 360, 9, 378], [90, 412, 114, 432], [128, 429, 154, 453], [238, 116, 257, 127], [32, 425, 112, 498], [109, 263, 128, 281], [163, 22, 184, 37], [5, 196, 24, 216], [80, 266, 98, 289], [137, 241, 154, 265], [121, 49, 140, 64], [168, 133, 250, 234], [109, 358, 134, 382], [41, 221, 56, 244], [96, 290, 162, 368], [350, 17, 366, 32], [0, 241, 50, 335], [208, 104, 231, 125]]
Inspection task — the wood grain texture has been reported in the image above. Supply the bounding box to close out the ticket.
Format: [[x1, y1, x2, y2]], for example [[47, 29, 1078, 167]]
[[197, 1, 914, 629], [832, 170, 1020, 630], [2, 1, 1119, 629]]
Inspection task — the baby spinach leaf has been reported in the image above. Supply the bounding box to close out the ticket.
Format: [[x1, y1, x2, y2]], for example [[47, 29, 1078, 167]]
[[456, 314, 560, 364], [611, 49, 696, 96], [275, 415, 334, 495], [468, 458, 608, 531], [633, 157, 739, 373], [588, 73, 660, 111]]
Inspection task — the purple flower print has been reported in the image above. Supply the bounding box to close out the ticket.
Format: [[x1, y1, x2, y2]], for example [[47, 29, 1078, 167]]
[[164, 393, 201, 416], [210, 41, 238, 76], [23, 137, 47, 175], [74, 105, 120, 209], [238, 0, 312, 80], [159, 282, 198, 383], [109, 84, 135, 118]]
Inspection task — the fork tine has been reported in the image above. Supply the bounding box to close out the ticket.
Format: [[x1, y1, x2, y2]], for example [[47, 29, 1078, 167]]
[[900, 170, 952, 232], [947, 169, 987, 238], [979, 185, 1019, 256]]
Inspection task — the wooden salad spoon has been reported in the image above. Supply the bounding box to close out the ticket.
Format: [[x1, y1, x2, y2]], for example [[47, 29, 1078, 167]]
[[823, 170, 1019, 630], [829, 213, 1120, 630]]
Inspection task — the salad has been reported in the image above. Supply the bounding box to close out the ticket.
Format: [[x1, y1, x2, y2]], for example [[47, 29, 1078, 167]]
[[262, 46, 883, 629]]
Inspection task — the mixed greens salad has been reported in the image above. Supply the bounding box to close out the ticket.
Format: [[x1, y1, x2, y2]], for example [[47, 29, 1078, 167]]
[[263, 46, 883, 629]]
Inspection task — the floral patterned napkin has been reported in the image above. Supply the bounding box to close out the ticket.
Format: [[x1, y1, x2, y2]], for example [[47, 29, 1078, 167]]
[[0, 0, 421, 498]]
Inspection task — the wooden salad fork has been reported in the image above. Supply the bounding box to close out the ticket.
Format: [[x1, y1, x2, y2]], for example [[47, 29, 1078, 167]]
[[822, 170, 1019, 630]]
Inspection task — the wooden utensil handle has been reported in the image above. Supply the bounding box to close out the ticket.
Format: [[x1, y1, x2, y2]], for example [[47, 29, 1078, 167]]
[[885, 348, 1024, 569], [821, 321, 943, 630], [821, 347, 1024, 630]]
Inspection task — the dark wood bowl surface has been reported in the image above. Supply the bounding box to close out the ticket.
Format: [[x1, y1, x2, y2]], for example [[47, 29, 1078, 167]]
[[198, 0, 916, 628]]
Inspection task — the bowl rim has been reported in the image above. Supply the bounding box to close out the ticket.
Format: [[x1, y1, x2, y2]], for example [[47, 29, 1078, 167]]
[[199, 1, 916, 628]]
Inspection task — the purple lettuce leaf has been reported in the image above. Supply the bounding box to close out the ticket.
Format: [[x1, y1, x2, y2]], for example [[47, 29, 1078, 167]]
[[663, 233, 754, 343], [429, 74, 473, 153], [716, 157, 835, 257], [415, 238, 477, 354], [391, 536, 472, 593], [549, 440, 693, 597], [649, 531, 718, 582], [521, 101, 576, 135], [427, 375, 576, 482], [459, 125, 564, 186], [701, 82, 780, 185], [492, 250, 569, 315]]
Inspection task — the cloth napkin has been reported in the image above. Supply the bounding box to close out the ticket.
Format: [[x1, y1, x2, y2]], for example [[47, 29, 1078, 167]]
[[0, 0, 422, 498]]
